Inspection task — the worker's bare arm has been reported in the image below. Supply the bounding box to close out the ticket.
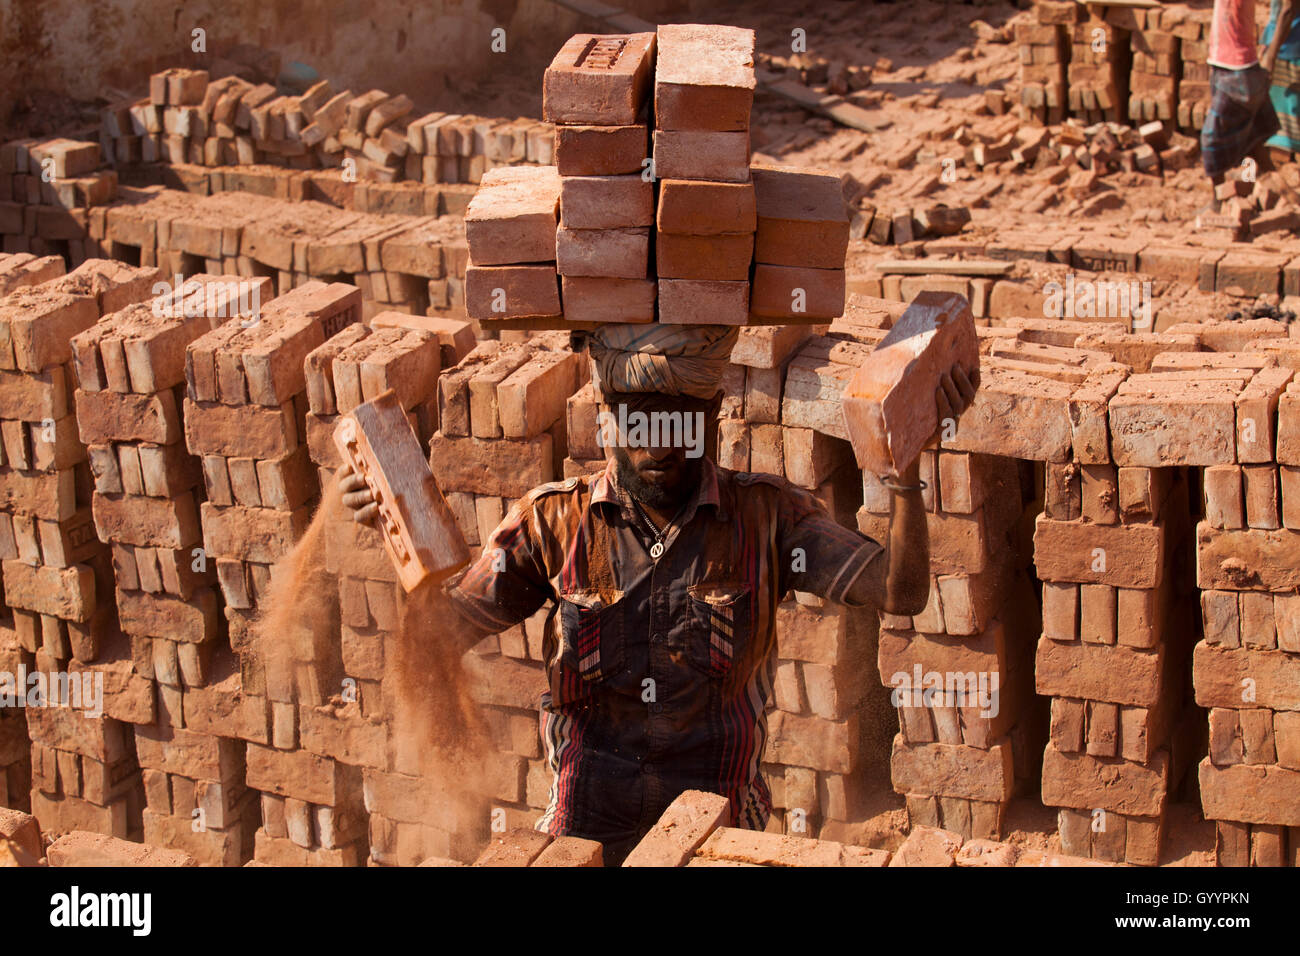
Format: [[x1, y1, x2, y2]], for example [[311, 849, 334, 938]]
[[844, 365, 979, 614], [336, 464, 517, 646]]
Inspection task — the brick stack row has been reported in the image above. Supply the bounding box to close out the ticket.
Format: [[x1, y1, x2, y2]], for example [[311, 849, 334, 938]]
[[180, 279, 366, 865], [1128, 12, 1180, 123], [1173, 6, 1213, 134], [404, 113, 554, 186], [0, 138, 118, 264], [1017, 1, 1073, 126], [552, 33, 657, 324], [91, 183, 472, 322], [3, 261, 161, 840], [102, 67, 553, 186], [1195, 362, 1300, 866], [1069, 10, 1131, 124], [653, 25, 755, 326], [73, 274, 269, 864]]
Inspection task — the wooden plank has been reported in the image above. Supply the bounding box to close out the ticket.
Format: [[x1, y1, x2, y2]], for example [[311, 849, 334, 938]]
[[874, 259, 1014, 277]]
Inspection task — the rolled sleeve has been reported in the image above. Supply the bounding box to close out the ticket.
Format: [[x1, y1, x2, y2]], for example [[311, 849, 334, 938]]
[[777, 483, 884, 604], [447, 500, 553, 634]]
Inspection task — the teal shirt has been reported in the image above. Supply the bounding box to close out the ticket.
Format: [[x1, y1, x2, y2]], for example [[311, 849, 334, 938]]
[[1262, 0, 1300, 62]]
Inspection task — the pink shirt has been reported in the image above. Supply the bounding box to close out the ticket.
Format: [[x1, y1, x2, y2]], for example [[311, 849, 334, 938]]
[[1209, 0, 1260, 69]]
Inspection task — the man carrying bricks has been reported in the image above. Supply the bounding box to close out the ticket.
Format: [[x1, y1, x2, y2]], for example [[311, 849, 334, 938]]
[[339, 324, 977, 865], [1199, 0, 1287, 214]]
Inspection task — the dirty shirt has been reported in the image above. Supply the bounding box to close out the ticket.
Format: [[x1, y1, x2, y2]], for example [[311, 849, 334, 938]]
[[447, 456, 883, 851]]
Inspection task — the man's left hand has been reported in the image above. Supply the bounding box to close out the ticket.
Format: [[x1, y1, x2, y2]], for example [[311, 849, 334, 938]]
[[934, 364, 980, 438]]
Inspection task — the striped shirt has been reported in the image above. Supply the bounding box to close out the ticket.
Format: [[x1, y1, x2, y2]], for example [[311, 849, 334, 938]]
[[448, 457, 883, 852]]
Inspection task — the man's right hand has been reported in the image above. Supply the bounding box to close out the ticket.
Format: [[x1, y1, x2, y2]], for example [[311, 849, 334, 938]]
[[338, 463, 378, 526]]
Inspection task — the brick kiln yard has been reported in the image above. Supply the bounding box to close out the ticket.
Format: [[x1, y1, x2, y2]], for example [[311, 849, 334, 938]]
[[1, 0, 1299, 868]]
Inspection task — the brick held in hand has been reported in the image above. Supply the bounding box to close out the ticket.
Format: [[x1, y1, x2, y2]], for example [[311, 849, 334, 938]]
[[464, 166, 560, 267], [543, 33, 657, 127], [841, 291, 979, 477], [334, 389, 469, 592], [654, 23, 756, 132], [751, 164, 850, 269]]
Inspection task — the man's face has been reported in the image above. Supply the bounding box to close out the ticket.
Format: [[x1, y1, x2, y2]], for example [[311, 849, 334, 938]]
[[602, 391, 717, 510]]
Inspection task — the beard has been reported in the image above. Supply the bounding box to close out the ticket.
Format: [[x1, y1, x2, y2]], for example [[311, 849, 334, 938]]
[[613, 446, 702, 511]]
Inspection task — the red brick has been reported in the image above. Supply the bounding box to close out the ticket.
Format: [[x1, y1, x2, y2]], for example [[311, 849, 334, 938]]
[[464, 166, 560, 266], [656, 231, 753, 281], [842, 291, 977, 476], [1041, 744, 1168, 817], [555, 225, 649, 279], [654, 24, 755, 131], [543, 33, 656, 126], [466, 264, 561, 321], [554, 124, 649, 176], [656, 179, 756, 235], [890, 736, 1012, 803], [560, 174, 653, 229], [1033, 515, 1165, 588], [1198, 758, 1300, 827], [622, 789, 730, 867], [652, 130, 750, 182], [1036, 636, 1164, 706], [657, 278, 748, 325]]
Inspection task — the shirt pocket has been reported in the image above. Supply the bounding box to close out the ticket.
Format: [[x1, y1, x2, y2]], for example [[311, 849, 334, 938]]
[[558, 587, 626, 683], [686, 582, 752, 680]]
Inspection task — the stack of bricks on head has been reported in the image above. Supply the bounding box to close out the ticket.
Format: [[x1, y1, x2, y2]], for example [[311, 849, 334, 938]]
[[464, 25, 849, 328]]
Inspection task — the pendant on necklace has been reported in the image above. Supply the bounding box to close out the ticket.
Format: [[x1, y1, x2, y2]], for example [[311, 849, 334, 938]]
[[650, 541, 664, 559]]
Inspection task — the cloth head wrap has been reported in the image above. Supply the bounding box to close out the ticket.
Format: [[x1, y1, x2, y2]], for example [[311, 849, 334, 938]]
[[581, 324, 739, 399]]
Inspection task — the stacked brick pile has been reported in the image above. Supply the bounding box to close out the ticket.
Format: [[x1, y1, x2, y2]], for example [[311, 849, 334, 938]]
[[101, 67, 551, 186], [1173, 5, 1213, 135], [852, 343, 1044, 840], [72, 274, 273, 864], [1016, 1, 1072, 126], [1127, 10, 1180, 123], [653, 25, 756, 325], [1068, 9, 1131, 125], [1, 138, 118, 263], [430, 335, 587, 835], [3, 260, 162, 840], [92, 184, 472, 320], [180, 279, 366, 865], [0, 253, 66, 295], [299, 310, 475, 865], [550, 33, 657, 324], [467, 26, 843, 329], [1194, 358, 1300, 866]]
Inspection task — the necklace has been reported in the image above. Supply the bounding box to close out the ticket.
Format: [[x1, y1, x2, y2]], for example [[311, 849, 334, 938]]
[[631, 498, 670, 560]]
